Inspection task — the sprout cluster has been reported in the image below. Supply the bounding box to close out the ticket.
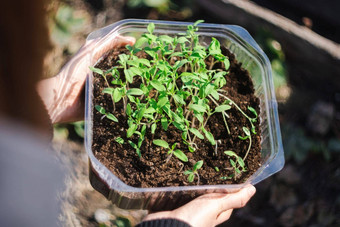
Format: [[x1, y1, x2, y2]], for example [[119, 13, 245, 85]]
[[91, 21, 258, 183]]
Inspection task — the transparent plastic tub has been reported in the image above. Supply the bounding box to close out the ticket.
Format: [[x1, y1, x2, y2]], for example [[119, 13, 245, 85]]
[[84, 19, 284, 211]]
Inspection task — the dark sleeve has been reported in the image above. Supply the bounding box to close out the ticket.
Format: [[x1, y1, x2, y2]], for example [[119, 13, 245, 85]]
[[136, 218, 191, 227]]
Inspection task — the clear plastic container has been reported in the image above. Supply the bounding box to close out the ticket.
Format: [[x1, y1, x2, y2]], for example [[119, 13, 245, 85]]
[[84, 19, 284, 211]]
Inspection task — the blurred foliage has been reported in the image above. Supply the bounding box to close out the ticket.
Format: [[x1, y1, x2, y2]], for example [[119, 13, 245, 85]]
[[255, 29, 288, 90], [282, 123, 340, 163], [113, 217, 132, 227], [126, 0, 193, 19], [54, 121, 84, 141], [50, 4, 85, 46], [128, 0, 169, 10], [97, 216, 131, 227]]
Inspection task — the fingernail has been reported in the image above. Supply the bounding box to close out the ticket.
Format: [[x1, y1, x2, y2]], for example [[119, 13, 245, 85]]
[[247, 186, 256, 196]]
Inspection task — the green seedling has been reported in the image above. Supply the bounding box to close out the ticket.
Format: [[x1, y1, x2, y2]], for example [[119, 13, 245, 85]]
[[184, 160, 203, 184], [238, 126, 252, 164], [153, 139, 188, 163], [95, 105, 118, 122], [224, 150, 246, 179], [128, 140, 141, 158], [115, 137, 124, 144]]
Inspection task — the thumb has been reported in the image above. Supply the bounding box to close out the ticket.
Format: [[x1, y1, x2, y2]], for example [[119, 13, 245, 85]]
[[216, 185, 256, 212]]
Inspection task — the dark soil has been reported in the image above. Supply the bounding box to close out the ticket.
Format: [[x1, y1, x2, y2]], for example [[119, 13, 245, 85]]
[[91, 46, 261, 188]]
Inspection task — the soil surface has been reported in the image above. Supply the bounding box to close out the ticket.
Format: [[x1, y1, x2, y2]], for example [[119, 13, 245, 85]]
[[91, 46, 261, 187]]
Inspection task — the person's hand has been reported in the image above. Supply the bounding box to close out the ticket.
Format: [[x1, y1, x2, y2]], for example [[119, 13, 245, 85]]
[[37, 35, 135, 124], [142, 185, 256, 227]]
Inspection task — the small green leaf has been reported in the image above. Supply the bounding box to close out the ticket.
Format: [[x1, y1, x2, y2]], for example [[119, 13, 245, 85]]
[[189, 128, 204, 140], [214, 104, 232, 112], [243, 127, 250, 136], [173, 59, 188, 70], [135, 37, 148, 48], [248, 106, 258, 118], [187, 173, 194, 183], [214, 167, 220, 172], [177, 37, 189, 44], [193, 20, 204, 26], [195, 113, 204, 123], [161, 117, 168, 131], [170, 52, 184, 58], [162, 104, 171, 117], [102, 87, 114, 95], [193, 160, 203, 171], [147, 23, 155, 34], [128, 140, 137, 149], [89, 66, 103, 75], [220, 176, 232, 180], [208, 38, 222, 56], [126, 103, 132, 116], [138, 58, 151, 67], [124, 69, 134, 83], [126, 88, 144, 96], [150, 80, 166, 91], [144, 47, 158, 58], [118, 54, 129, 65], [153, 139, 169, 149], [213, 71, 227, 79], [136, 105, 146, 121], [95, 105, 106, 114], [157, 96, 169, 108], [173, 94, 186, 105], [173, 121, 186, 131], [224, 150, 237, 157], [171, 111, 183, 123], [230, 159, 236, 168], [237, 156, 245, 169], [171, 143, 177, 150], [106, 113, 118, 122], [144, 107, 156, 114], [115, 137, 124, 144], [174, 149, 188, 162], [204, 84, 215, 97], [113, 88, 123, 102], [238, 135, 249, 140], [136, 148, 141, 158], [129, 66, 142, 75], [140, 83, 150, 94], [184, 170, 193, 175], [251, 126, 256, 135], [151, 123, 157, 134], [224, 58, 230, 70], [126, 45, 133, 52], [202, 128, 216, 145], [158, 35, 173, 44], [138, 137, 143, 148], [127, 124, 137, 138], [188, 146, 195, 153], [211, 90, 219, 100], [189, 104, 206, 113], [128, 141, 141, 158]]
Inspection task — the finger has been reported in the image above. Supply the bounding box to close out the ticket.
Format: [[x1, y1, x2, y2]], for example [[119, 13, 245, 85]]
[[218, 185, 256, 211], [116, 35, 136, 46], [215, 209, 233, 226]]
